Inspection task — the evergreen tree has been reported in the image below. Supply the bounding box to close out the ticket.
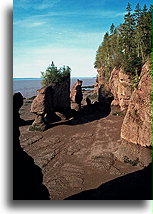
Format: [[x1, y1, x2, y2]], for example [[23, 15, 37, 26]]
[[120, 3, 135, 53], [41, 61, 71, 87], [142, 4, 147, 14], [110, 23, 115, 35], [134, 3, 141, 22], [94, 3, 152, 85]]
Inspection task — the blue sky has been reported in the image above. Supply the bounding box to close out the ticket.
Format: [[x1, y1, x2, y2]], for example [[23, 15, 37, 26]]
[[13, 0, 151, 78]]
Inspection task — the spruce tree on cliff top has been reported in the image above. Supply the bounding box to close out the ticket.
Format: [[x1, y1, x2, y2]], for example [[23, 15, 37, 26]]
[[41, 61, 71, 87], [94, 3, 152, 83]]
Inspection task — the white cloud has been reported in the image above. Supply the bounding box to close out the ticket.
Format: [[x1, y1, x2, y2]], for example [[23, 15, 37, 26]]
[[26, 22, 46, 27], [14, 7, 125, 22], [13, 19, 46, 28], [115, 12, 126, 17], [15, 0, 60, 10], [37, 10, 125, 18]]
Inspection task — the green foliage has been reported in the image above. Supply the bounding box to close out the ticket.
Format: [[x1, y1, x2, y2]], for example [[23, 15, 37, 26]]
[[41, 61, 71, 87], [29, 125, 46, 132], [110, 23, 115, 35], [124, 156, 140, 166], [151, 50, 153, 147], [94, 3, 152, 84]]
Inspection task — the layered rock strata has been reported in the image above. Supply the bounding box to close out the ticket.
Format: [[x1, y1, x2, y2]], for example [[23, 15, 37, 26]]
[[121, 62, 151, 147], [109, 67, 132, 111]]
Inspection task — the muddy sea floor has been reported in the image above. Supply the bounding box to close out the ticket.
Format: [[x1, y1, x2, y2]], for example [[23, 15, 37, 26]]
[[18, 92, 152, 200]]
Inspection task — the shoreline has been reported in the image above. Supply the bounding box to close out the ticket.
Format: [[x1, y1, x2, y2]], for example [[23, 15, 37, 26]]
[[13, 78, 96, 99]]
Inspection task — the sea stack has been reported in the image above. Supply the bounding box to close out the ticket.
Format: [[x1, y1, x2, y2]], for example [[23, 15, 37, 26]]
[[29, 75, 70, 131], [70, 79, 83, 111]]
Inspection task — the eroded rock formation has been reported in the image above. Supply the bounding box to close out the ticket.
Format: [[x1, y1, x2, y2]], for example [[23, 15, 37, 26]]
[[70, 79, 83, 111], [96, 67, 106, 85], [30, 77, 70, 131], [30, 87, 50, 131], [94, 67, 112, 104], [94, 67, 106, 94], [51, 78, 70, 111], [109, 67, 132, 111], [121, 61, 151, 147]]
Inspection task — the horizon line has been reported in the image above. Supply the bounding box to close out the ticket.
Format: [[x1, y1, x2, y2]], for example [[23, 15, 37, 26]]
[[13, 77, 96, 79]]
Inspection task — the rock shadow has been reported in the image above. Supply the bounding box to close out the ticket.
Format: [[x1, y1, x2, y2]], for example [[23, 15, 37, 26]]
[[13, 97, 50, 200], [19, 119, 34, 126], [65, 163, 152, 200], [45, 96, 113, 130]]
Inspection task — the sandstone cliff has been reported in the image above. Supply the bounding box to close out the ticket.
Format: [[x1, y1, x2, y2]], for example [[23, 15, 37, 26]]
[[121, 61, 151, 147], [109, 67, 133, 112], [95, 66, 133, 111]]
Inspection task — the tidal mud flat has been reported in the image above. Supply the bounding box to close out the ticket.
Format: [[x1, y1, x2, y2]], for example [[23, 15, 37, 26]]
[[16, 90, 151, 200]]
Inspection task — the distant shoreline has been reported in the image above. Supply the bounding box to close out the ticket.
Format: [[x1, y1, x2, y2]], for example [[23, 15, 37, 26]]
[[13, 77, 96, 80], [13, 77, 96, 98]]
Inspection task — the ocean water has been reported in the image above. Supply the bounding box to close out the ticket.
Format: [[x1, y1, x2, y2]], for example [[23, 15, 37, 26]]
[[13, 78, 96, 98]]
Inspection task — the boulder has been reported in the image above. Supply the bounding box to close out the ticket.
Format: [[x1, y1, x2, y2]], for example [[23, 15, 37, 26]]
[[121, 61, 151, 147]]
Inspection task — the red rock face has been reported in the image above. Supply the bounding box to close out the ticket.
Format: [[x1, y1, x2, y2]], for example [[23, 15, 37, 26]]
[[70, 79, 83, 103], [30, 77, 70, 131], [109, 67, 132, 111], [97, 67, 105, 85], [95, 67, 132, 110], [121, 61, 151, 147], [31, 87, 46, 114], [94, 67, 110, 99], [94, 82, 99, 94], [109, 68, 119, 106], [31, 77, 70, 115]]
